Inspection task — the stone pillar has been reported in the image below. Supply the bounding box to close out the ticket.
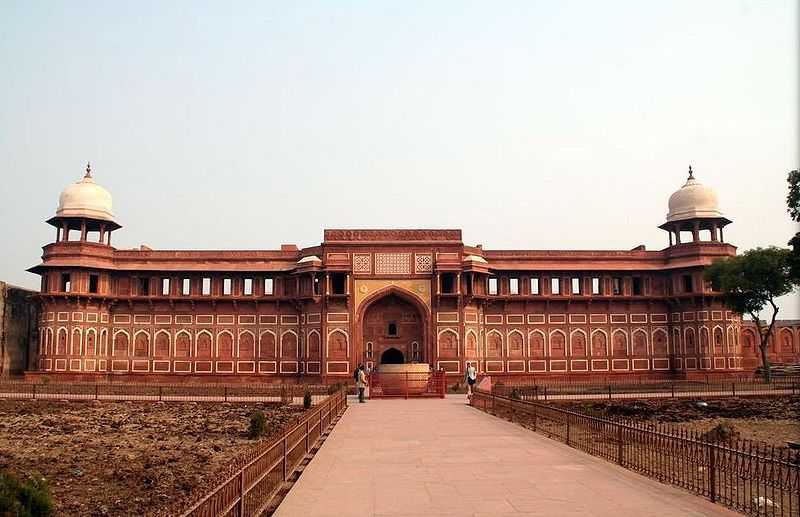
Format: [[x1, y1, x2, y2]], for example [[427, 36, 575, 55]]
[[692, 221, 699, 243], [675, 226, 681, 244], [668, 231, 673, 246], [80, 220, 87, 242], [711, 222, 718, 242], [719, 226, 724, 243]]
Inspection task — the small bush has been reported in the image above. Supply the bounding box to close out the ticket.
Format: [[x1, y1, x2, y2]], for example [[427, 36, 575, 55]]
[[0, 470, 53, 517], [303, 389, 312, 409], [248, 411, 267, 439], [510, 388, 521, 400]]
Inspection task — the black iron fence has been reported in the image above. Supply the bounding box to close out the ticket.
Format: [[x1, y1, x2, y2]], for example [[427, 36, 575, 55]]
[[0, 381, 339, 404], [471, 389, 799, 516], [172, 388, 348, 517], [493, 376, 800, 401]]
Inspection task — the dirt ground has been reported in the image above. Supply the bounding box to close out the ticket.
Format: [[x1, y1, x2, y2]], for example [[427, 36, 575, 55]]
[[551, 397, 800, 447], [0, 399, 303, 516]]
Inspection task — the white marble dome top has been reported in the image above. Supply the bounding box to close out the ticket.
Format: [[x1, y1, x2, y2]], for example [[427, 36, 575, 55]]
[[56, 164, 115, 222], [666, 167, 724, 223]]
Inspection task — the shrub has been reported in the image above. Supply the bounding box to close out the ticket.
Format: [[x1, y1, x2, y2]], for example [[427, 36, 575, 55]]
[[0, 470, 53, 517], [248, 411, 267, 439], [510, 388, 521, 400], [303, 389, 312, 409]]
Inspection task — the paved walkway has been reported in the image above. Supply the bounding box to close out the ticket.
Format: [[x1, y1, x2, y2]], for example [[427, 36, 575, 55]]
[[273, 396, 738, 517]]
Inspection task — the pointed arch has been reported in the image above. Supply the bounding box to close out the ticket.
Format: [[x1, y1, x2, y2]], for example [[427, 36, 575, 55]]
[[99, 328, 108, 356], [611, 329, 628, 357], [569, 329, 588, 357], [528, 329, 546, 358], [632, 328, 648, 356], [84, 328, 97, 356], [306, 329, 321, 360], [548, 329, 566, 358], [652, 328, 668, 356], [217, 329, 235, 358], [465, 329, 479, 358], [112, 329, 130, 357], [684, 327, 697, 355], [154, 330, 171, 358], [71, 327, 83, 355], [133, 329, 150, 357], [486, 329, 503, 357], [327, 329, 348, 360], [280, 330, 299, 359], [46, 327, 54, 355], [590, 329, 608, 357], [175, 329, 192, 358], [195, 329, 213, 359], [672, 327, 681, 355], [726, 326, 736, 353], [56, 327, 68, 355], [699, 326, 710, 353], [238, 330, 256, 359], [259, 329, 277, 359], [712, 325, 724, 354], [438, 328, 459, 358]]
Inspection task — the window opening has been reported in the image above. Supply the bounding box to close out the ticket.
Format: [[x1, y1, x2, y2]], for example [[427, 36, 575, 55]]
[[509, 278, 519, 295], [202, 277, 211, 296], [223, 278, 232, 295], [161, 278, 170, 296], [571, 277, 581, 295], [388, 322, 398, 337], [243, 278, 253, 296], [682, 274, 693, 293], [182, 278, 191, 296], [264, 278, 274, 295], [530, 277, 540, 295], [632, 277, 643, 295], [331, 273, 346, 295], [488, 277, 498, 295], [592, 277, 601, 295], [441, 273, 456, 294], [612, 277, 623, 295], [551, 277, 560, 295], [139, 278, 150, 296]]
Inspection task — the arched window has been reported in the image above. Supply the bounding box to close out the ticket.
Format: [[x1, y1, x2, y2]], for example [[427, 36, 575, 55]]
[[387, 322, 397, 337]]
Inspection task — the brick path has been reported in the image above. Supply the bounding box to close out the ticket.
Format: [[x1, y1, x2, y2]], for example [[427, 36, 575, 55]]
[[273, 396, 738, 517]]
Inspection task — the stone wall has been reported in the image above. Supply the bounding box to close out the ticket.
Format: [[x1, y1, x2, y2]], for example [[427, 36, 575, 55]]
[[0, 281, 38, 377]]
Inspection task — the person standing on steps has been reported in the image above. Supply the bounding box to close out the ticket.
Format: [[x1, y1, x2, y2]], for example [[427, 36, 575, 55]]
[[465, 362, 477, 397], [356, 364, 368, 403]]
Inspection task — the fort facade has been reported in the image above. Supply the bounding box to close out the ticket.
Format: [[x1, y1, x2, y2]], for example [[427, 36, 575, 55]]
[[26, 165, 800, 381]]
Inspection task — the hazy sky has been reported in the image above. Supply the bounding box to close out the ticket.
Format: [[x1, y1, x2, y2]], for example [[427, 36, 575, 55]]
[[1, 1, 797, 317]]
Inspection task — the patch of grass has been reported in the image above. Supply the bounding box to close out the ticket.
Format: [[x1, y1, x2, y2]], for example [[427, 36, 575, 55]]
[[0, 469, 53, 517]]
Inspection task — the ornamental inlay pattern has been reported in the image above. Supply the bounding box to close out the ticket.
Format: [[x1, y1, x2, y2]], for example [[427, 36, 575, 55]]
[[352, 253, 371, 274], [415, 253, 433, 273], [375, 253, 411, 275]]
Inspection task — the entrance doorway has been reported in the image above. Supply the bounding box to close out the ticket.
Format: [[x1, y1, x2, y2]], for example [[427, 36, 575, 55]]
[[361, 293, 425, 366], [380, 347, 404, 364]]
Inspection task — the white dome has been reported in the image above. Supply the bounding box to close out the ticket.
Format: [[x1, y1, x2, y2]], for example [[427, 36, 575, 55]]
[[665, 167, 724, 223], [56, 164, 115, 222]]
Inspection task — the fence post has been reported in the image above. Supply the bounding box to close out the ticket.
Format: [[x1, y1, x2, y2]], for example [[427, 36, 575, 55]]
[[543, 386, 548, 401], [731, 382, 735, 397], [617, 425, 623, 465], [532, 405, 537, 431], [158, 385, 162, 402], [404, 372, 409, 400], [708, 443, 716, 503], [534, 385, 538, 401], [608, 384, 612, 400], [282, 436, 288, 481], [224, 386, 228, 402], [237, 469, 245, 514], [32, 384, 36, 400], [306, 419, 310, 453], [95, 384, 99, 400], [566, 418, 570, 446], [671, 381, 675, 398], [510, 399, 515, 423]]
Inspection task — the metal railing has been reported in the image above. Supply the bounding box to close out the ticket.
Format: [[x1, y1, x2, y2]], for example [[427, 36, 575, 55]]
[[493, 376, 800, 401], [174, 388, 347, 517], [368, 370, 446, 399], [471, 389, 799, 516], [0, 381, 337, 404]]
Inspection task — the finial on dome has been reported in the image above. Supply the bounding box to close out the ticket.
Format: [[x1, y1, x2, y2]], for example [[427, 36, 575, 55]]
[[687, 165, 694, 180], [84, 162, 92, 179]]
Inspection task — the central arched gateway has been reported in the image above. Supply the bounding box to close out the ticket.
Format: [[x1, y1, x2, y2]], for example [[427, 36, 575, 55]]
[[358, 288, 429, 367]]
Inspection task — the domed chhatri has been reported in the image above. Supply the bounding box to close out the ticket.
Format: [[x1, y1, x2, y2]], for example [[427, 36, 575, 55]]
[[55, 163, 116, 223], [659, 166, 731, 246], [665, 166, 725, 223]]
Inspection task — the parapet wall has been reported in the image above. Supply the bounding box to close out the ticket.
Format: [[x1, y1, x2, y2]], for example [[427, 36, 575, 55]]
[[0, 281, 38, 376]]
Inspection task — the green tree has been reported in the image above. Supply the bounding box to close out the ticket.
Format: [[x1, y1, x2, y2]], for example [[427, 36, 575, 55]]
[[787, 169, 800, 283], [705, 247, 793, 382]]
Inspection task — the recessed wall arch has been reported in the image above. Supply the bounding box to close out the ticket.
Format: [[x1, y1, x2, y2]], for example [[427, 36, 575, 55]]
[[528, 329, 546, 358], [611, 329, 628, 357], [590, 329, 608, 357], [154, 329, 171, 358], [71, 327, 83, 356], [216, 329, 235, 358], [238, 330, 256, 359], [327, 328, 349, 359], [132, 329, 150, 357], [549, 329, 566, 358], [84, 328, 97, 356], [486, 329, 503, 357], [569, 329, 588, 357], [112, 329, 130, 357]]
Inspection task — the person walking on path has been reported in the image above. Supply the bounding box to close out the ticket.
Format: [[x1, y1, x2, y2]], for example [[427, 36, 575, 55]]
[[356, 364, 368, 403], [465, 362, 477, 397]]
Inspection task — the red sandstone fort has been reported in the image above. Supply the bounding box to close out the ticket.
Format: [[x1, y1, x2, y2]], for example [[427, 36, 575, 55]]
[[22, 165, 800, 381]]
